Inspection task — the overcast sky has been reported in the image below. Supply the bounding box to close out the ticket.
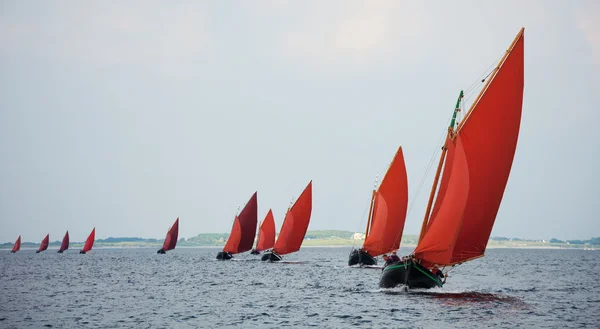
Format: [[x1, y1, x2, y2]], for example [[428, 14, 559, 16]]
[[1, 1, 598, 243]]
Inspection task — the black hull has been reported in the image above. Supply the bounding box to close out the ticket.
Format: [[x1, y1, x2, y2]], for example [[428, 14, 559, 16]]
[[157, 249, 166, 254], [36, 251, 41, 254], [348, 249, 377, 266], [79, 251, 86, 254], [10, 251, 16, 254], [379, 260, 443, 289], [261, 251, 282, 262], [57, 250, 64, 253], [250, 249, 260, 255], [216, 251, 233, 260]]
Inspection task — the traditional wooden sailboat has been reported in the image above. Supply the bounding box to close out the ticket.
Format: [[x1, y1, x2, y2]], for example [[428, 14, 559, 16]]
[[348, 146, 408, 266], [57, 231, 69, 253], [157, 217, 179, 254], [217, 192, 258, 260], [262, 181, 312, 262], [79, 228, 95, 254], [36, 234, 50, 253], [251, 209, 276, 255], [11, 235, 21, 253], [380, 28, 525, 289]]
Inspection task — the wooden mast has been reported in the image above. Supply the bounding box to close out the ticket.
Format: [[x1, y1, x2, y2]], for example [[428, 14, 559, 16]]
[[418, 91, 463, 243], [364, 189, 377, 238]]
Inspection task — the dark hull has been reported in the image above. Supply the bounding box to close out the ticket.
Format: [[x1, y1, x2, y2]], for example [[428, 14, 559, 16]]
[[379, 260, 443, 289], [57, 250, 65, 253], [348, 249, 377, 266], [157, 249, 166, 254], [216, 251, 233, 260], [10, 251, 16, 253], [79, 251, 86, 254], [250, 249, 260, 255], [261, 251, 282, 262], [36, 251, 41, 254]]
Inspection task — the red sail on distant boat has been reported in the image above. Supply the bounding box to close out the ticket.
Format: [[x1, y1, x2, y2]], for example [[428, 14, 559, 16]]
[[58, 231, 69, 253], [254, 209, 276, 253], [11, 235, 21, 253], [219, 192, 258, 259], [158, 218, 179, 254], [271, 181, 313, 256], [37, 234, 50, 253], [80, 228, 95, 254]]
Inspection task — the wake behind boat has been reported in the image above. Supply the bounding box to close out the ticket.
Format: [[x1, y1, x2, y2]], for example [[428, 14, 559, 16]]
[[380, 28, 525, 289], [157, 217, 179, 254], [217, 192, 258, 260]]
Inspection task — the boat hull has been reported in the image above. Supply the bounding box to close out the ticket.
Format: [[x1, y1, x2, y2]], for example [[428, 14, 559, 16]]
[[57, 250, 64, 253], [348, 248, 377, 266], [250, 249, 260, 255], [379, 260, 443, 289], [216, 251, 233, 260], [79, 251, 87, 254], [261, 251, 282, 262], [157, 249, 166, 254]]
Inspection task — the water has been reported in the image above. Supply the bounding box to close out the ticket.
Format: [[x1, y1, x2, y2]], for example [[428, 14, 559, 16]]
[[1, 247, 598, 328]]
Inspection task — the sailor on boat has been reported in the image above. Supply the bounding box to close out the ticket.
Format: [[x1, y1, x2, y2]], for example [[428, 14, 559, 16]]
[[390, 251, 401, 262], [432, 264, 446, 284]]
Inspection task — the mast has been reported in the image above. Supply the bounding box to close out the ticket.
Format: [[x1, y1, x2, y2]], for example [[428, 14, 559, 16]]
[[364, 175, 379, 238], [418, 91, 463, 243]]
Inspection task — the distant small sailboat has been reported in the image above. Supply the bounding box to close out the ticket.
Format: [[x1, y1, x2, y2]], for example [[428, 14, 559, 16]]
[[79, 228, 95, 254], [11, 235, 21, 253], [36, 234, 50, 253], [251, 209, 276, 255], [348, 146, 408, 267], [157, 217, 179, 254], [262, 181, 312, 262], [380, 28, 525, 289], [217, 192, 258, 260], [57, 231, 69, 253]]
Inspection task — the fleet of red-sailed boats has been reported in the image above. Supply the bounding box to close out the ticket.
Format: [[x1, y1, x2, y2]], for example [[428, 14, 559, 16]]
[[6, 28, 525, 290]]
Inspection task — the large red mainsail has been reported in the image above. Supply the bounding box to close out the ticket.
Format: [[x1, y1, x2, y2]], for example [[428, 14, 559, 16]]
[[162, 217, 179, 251], [273, 181, 313, 255], [415, 28, 524, 266], [81, 228, 95, 253], [255, 209, 276, 252], [11, 235, 21, 253], [58, 231, 69, 252], [362, 146, 409, 256], [37, 234, 50, 253], [223, 192, 258, 254]]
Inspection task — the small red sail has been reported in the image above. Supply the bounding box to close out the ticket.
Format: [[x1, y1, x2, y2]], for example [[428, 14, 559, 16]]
[[255, 209, 276, 252], [162, 218, 179, 251], [415, 29, 524, 266], [37, 234, 50, 253], [273, 181, 312, 255], [81, 228, 95, 253], [11, 235, 21, 253], [362, 147, 409, 256], [223, 192, 258, 254], [59, 231, 69, 252]]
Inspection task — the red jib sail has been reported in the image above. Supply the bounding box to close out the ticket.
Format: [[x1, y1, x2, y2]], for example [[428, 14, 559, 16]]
[[415, 28, 525, 266], [11, 235, 21, 253], [223, 192, 258, 254], [362, 146, 409, 256], [255, 209, 276, 252], [81, 228, 96, 253], [273, 181, 313, 255], [38, 234, 50, 253], [162, 218, 179, 251], [59, 231, 69, 252]]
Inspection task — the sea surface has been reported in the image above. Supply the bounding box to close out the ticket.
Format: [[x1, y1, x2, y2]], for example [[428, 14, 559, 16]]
[[0, 247, 598, 328]]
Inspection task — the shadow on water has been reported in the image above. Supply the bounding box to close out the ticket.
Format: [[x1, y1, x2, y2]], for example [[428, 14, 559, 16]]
[[382, 288, 529, 308]]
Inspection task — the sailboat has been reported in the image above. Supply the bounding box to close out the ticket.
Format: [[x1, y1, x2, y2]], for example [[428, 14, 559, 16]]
[[216, 192, 258, 260], [262, 181, 312, 262], [157, 217, 179, 254], [11, 235, 21, 253], [79, 228, 96, 254], [251, 209, 276, 255], [36, 234, 50, 253], [348, 146, 409, 266], [380, 28, 525, 289], [57, 231, 69, 253]]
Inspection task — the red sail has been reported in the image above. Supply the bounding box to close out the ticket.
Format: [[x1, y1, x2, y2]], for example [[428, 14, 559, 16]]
[[81, 228, 95, 253], [256, 209, 276, 252], [415, 29, 524, 266], [11, 235, 21, 253], [162, 218, 179, 251], [223, 192, 258, 254], [59, 231, 69, 252], [273, 181, 313, 255], [38, 234, 50, 253], [362, 147, 409, 256]]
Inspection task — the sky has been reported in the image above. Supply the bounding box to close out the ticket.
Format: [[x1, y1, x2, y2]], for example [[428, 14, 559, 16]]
[[1, 1, 598, 243]]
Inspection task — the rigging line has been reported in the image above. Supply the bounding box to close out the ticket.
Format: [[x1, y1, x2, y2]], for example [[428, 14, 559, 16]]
[[463, 52, 505, 96]]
